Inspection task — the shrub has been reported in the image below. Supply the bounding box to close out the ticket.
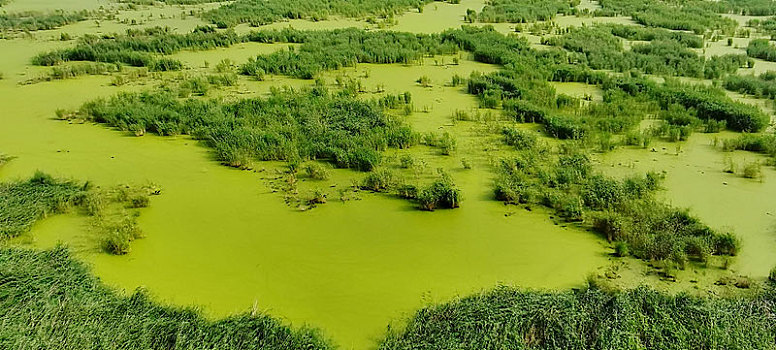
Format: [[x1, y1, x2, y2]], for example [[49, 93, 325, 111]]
[[360, 170, 396, 192], [417, 176, 461, 211], [502, 126, 537, 149], [304, 163, 330, 180]]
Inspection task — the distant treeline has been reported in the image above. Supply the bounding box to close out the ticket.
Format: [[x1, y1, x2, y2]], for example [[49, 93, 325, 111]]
[[380, 285, 776, 350], [202, 0, 458, 27], [78, 86, 415, 171], [0, 246, 333, 349]]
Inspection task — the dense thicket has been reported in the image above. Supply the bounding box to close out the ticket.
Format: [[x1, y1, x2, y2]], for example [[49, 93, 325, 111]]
[[380, 285, 776, 350], [32, 26, 240, 69], [0, 172, 85, 239], [595, 0, 738, 34], [202, 0, 441, 27], [0, 11, 88, 31], [602, 23, 704, 48], [0, 246, 332, 350], [493, 143, 738, 264], [747, 39, 776, 62], [241, 28, 458, 79], [476, 0, 578, 23], [439, 26, 764, 133], [79, 86, 414, 170], [724, 71, 776, 99], [544, 26, 748, 79]]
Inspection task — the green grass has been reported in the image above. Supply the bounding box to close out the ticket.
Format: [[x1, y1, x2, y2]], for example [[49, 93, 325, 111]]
[[0, 172, 85, 240], [0, 173, 153, 254], [78, 86, 415, 171], [0, 246, 333, 350], [379, 285, 776, 350]]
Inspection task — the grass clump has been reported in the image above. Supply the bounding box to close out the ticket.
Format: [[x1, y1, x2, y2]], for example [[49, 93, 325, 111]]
[[304, 162, 330, 180], [502, 126, 538, 150], [416, 171, 461, 211], [379, 285, 776, 350], [0, 172, 155, 254], [78, 87, 415, 171], [361, 169, 397, 192], [0, 246, 333, 349], [202, 0, 441, 27], [0, 172, 85, 239], [494, 145, 738, 265]]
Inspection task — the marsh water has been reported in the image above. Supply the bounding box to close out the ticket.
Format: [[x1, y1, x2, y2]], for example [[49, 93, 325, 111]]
[[1, 0, 776, 348]]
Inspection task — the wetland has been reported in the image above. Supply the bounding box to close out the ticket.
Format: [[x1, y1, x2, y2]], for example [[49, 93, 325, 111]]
[[2, 0, 776, 349]]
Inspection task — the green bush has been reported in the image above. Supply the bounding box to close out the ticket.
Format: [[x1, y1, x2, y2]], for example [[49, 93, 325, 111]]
[[361, 170, 397, 192], [417, 174, 461, 211]]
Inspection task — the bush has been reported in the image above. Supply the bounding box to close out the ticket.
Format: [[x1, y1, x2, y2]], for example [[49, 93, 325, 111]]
[[360, 170, 396, 192], [502, 126, 538, 149], [304, 163, 330, 180], [417, 174, 461, 211]]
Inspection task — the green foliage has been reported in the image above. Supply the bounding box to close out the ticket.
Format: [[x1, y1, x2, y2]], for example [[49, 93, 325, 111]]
[[595, 0, 737, 34], [747, 39, 776, 62], [476, 0, 577, 23], [304, 162, 330, 180], [0, 10, 88, 31], [417, 172, 461, 210], [240, 28, 457, 79], [724, 71, 776, 99], [361, 169, 397, 192], [603, 23, 704, 48], [502, 126, 538, 149], [99, 213, 143, 255], [494, 143, 736, 265], [33, 26, 238, 68], [544, 26, 746, 79], [613, 241, 629, 257], [0, 247, 333, 349], [379, 285, 776, 350], [203, 0, 437, 27], [79, 87, 414, 171], [0, 172, 85, 239]]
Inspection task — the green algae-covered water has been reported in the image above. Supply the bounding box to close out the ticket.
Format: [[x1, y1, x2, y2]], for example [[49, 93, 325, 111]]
[[2, 0, 776, 348]]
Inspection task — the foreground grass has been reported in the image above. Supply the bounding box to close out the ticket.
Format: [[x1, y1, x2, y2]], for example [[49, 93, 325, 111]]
[[379, 285, 776, 350], [0, 246, 332, 350], [4, 246, 772, 349]]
